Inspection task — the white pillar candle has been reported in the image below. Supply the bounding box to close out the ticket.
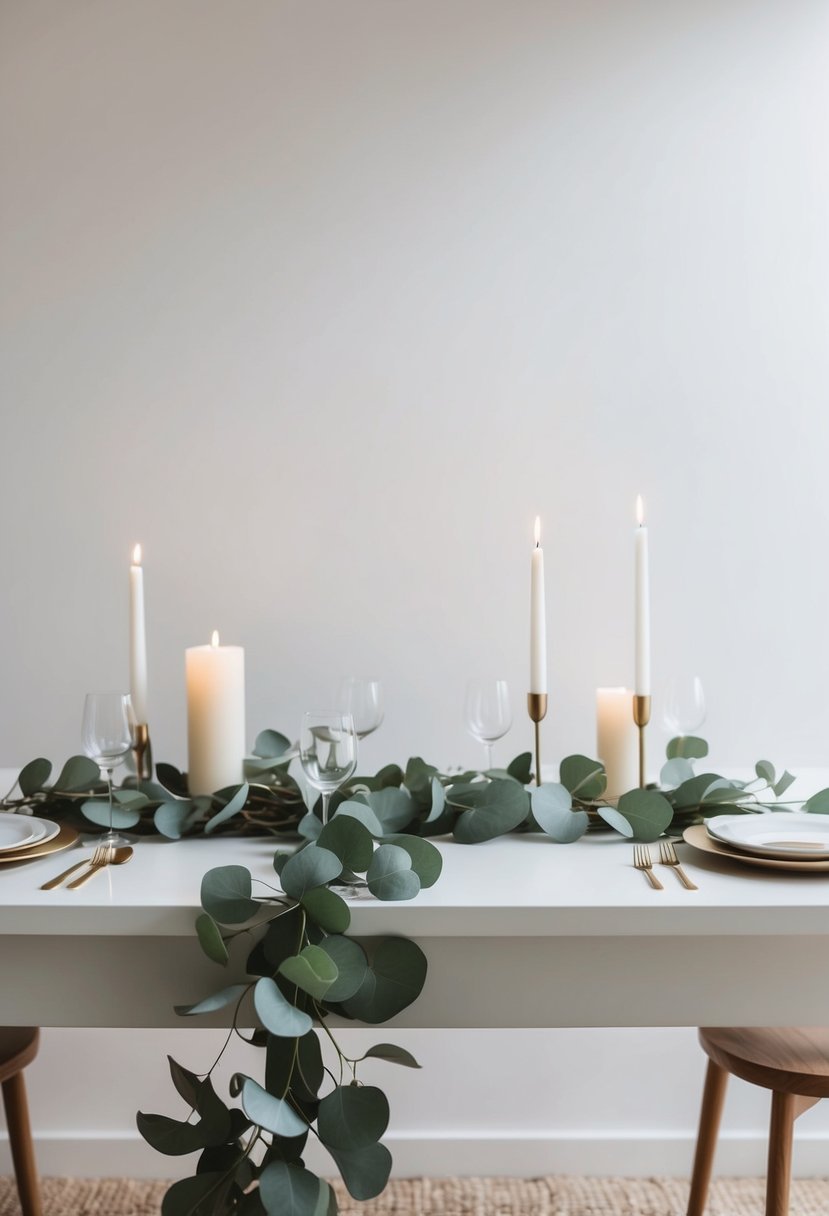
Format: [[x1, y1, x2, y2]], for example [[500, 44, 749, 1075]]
[[530, 516, 547, 694], [596, 687, 639, 799], [129, 544, 149, 724], [634, 495, 651, 696], [186, 631, 246, 796]]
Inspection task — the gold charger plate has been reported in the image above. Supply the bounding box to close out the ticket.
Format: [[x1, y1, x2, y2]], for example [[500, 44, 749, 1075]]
[[0, 821, 79, 865], [683, 824, 829, 873]]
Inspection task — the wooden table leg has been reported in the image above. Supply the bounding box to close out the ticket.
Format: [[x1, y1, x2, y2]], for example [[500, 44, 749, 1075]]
[[1, 1071, 42, 1216], [766, 1090, 796, 1216], [687, 1059, 728, 1216]]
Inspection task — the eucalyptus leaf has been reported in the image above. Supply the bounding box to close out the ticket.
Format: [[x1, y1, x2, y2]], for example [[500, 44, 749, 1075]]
[[201, 865, 259, 925], [317, 935, 369, 1003], [366, 787, 415, 833], [666, 736, 709, 760], [559, 755, 607, 800], [156, 763, 188, 796], [804, 789, 829, 814], [301, 886, 351, 934], [756, 760, 776, 785], [280, 845, 343, 899], [453, 780, 529, 844], [154, 801, 197, 840], [507, 752, 533, 784], [660, 758, 696, 789], [195, 912, 228, 966], [18, 758, 51, 797], [318, 1084, 389, 1151], [403, 757, 438, 793], [360, 1043, 421, 1069], [616, 789, 673, 842], [375, 763, 404, 788], [595, 804, 633, 836], [253, 730, 292, 760], [424, 776, 446, 823], [259, 1162, 328, 1216], [254, 976, 313, 1037], [384, 834, 443, 887], [278, 945, 339, 1001], [175, 984, 249, 1017], [80, 798, 141, 829], [265, 1030, 323, 1102], [773, 770, 796, 798], [137, 1112, 206, 1156], [336, 799, 385, 837], [327, 1141, 392, 1201], [670, 773, 727, 810], [54, 755, 101, 792], [205, 783, 249, 834], [239, 1076, 307, 1138], [530, 783, 588, 843], [161, 1173, 227, 1216], [318, 815, 373, 872], [366, 844, 420, 901], [297, 812, 323, 841], [340, 937, 427, 1024]]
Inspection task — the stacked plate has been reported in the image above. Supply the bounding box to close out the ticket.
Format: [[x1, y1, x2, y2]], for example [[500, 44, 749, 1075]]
[[0, 812, 75, 864], [683, 812, 829, 872]]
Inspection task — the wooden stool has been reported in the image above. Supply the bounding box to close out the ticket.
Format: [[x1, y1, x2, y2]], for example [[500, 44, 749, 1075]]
[[688, 1027, 829, 1216], [0, 1028, 41, 1216]]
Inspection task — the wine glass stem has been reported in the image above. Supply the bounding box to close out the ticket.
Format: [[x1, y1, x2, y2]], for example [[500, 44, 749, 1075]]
[[321, 791, 331, 827], [485, 743, 493, 770], [105, 768, 114, 837]]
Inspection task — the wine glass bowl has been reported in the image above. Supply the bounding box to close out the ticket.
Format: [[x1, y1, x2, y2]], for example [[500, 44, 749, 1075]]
[[663, 676, 707, 737], [465, 679, 512, 770], [336, 679, 384, 740], [81, 692, 134, 847], [299, 712, 358, 825]]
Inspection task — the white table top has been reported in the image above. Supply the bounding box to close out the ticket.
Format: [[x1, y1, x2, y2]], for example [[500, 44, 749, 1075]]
[[2, 767, 829, 939]]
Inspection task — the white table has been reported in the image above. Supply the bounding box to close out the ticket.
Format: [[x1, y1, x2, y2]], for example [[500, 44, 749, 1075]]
[[2, 777, 829, 1030]]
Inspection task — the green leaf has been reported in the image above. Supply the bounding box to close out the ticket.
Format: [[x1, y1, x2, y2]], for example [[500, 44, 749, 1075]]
[[253, 730, 292, 760], [301, 886, 351, 934], [161, 1174, 227, 1216], [18, 758, 52, 797], [660, 758, 696, 789], [366, 844, 421, 901], [254, 976, 313, 1037], [259, 1162, 329, 1216], [201, 865, 259, 924], [80, 797, 141, 829], [335, 800, 384, 837], [507, 752, 533, 784], [318, 1084, 389, 1151], [195, 913, 228, 966], [453, 780, 529, 843], [136, 1112, 206, 1156], [424, 777, 446, 824], [804, 789, 829, 814], [773, 770, 796, 798], [239, 1076, 307, 1138], [616, 789, 674, 842], [360, 1043, 421, 1069], [317, 815, 373, 873], [297, 812, 323, 841], [384, 835, 443, 887], [340, 937, 427, 1024], [670, 773, 726, 810], [559, 755, 607, 800], [154, 801, 197, 839], [175, 984, 248, 1017], [756, 760, 776, 785], [54, 755, 101, 792], [376, 763, 403, 788], [280, 846, 343, 899], [701, 780, 750, 805], [365, 788, 414, 833], [266, 1031, 323, 1102], [328, 1141, 392, 1201], [205, 783, 249, 834], [157, 763, 188, 796], [279, 945, 339, 1001], [595, 804, 634, 836], [666, 736, 709, 760], [317, 935, 369, 1002], [530, 784, 588, 842], [403, 756, 438, 793], [261, 905, 305, 970], [168, 1056, 201, 1107]]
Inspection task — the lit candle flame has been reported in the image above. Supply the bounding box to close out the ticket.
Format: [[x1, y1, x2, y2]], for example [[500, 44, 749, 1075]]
[[211, 630, 220, 648], [534, 515, 541, 547], [636, 495, 645, 527], [132, 543, 142, 565]]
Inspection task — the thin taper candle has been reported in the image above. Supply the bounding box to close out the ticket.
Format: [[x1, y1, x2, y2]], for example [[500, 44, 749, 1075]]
[[530, 516, 547, 694], [634, 496, 650, 696], [129, 543, 148, 724]]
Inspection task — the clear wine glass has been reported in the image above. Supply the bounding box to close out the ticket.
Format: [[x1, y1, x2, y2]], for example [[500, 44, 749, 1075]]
[[299, 712, 358, 826], [663, 676, 707, 737], [465, 679, 512, 770], [336, 678, 384, 740], [81, 692, 134, 847]]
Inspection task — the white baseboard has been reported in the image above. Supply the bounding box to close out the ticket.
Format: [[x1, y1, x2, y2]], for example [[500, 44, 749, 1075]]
[[2, 1130, 828, 1180]]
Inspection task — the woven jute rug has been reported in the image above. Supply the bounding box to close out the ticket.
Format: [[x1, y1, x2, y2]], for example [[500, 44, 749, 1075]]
[[2, 1175, 829, 1215]]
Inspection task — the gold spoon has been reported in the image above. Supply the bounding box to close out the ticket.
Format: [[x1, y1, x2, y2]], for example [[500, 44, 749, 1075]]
[[66, 846, 134, 890]]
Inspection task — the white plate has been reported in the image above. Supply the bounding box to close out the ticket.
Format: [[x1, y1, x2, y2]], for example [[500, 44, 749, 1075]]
[[0, 814, 60, 853], [706, 812, 829, 860]]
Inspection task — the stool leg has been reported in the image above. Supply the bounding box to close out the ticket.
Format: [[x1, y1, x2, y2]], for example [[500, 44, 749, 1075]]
[[2, 1072, 42, 1216], [766, 1090, 796, 1216], [687, 1059, 729, 1216]]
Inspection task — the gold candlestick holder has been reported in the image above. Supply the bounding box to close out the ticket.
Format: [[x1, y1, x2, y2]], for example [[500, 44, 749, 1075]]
[[632, 695, 651, 789], [527, 692, 548, 787], [132, 722, 153, 784]]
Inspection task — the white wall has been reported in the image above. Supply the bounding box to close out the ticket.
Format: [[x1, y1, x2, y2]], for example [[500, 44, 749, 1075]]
[[2, 0, 829, 1180]]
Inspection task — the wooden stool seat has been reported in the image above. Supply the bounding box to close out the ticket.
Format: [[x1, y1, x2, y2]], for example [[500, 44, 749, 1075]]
[[689, 1027, 829, 1216], [0, 1028, 41, 1216]]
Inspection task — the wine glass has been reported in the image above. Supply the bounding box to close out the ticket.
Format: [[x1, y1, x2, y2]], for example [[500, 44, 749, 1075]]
[[81, 692, 135, 847], [299, 712, 358, 826], [663, 676, 707, 737], [465, 679, 512, 770], [336, 678, 384, 740]]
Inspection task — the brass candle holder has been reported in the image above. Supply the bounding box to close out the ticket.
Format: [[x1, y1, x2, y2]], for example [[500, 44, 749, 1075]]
[[527, 692, 548, 787], [132, 723, 153, 784], [632, 694, 651, 789]]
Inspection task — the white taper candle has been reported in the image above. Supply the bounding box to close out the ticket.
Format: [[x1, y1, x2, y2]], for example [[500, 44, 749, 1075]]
[[530, 516, 547, 694], [634, 495, 650, 696], [129, 544, 148, 724]]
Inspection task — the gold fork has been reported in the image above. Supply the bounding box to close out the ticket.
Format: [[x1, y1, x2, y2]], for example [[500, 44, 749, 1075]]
[[633, 844, 663, 890], [66, 845, 115, 889], [659, 839, 698, 890], [41, 845, 110, 891]]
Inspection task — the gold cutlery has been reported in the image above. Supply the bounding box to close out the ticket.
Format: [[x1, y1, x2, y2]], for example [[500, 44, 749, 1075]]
[[633, 844, 663, 890], [41, 844, 110, 890], [658, 838, 698, 889], [67, 845, 133, 889]]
